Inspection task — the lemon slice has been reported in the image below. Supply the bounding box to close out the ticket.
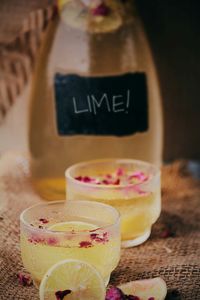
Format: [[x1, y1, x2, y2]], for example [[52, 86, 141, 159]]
[[119, 277, 167, 300], [59, 0, 124, 33], [39, 259, 106, 300], [48, 221, 97, 232], [60, 1, 89, 32]]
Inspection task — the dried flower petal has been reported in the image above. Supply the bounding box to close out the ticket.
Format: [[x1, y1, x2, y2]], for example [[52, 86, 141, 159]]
[[106, 286, 140, 300], [17, 272, 32, 286], [28, 235, 45, 244], [83, 176, 92, 182], [92, 3, 111, 16], [114, 179, 120, 185], [55, 289, 71, 300], [106, 287, 125, 299], [116, 168, 125, 177], [75, 176, 83, 181], [102, 179, 110, 185], [106, 174, 112, 179], [79, 241, 93, 248], [47, 237, 58, 245], [90, 231, 109, 243], [160, 228, 175, 238], [126, 296, 140, 300], [128, 171, 148, 182], [90, 233, 98, 240], [39, 218, 49, 224], [74, 168, 149, 189]]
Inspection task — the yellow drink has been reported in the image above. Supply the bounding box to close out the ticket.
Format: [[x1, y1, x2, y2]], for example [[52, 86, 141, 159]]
[[29, 0, 163, 202], [66, 159, 161, 247], [32, 178, 66, 200], [20, 201, 120, 286]]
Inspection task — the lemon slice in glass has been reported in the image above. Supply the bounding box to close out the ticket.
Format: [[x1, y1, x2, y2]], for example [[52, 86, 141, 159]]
[[48, 221, 97, 232], [39, 259, 106, 300]]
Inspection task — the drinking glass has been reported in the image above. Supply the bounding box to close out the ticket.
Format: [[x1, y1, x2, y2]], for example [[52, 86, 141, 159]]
[[20, 200, 120, 287], [66, 159, 161, 248]]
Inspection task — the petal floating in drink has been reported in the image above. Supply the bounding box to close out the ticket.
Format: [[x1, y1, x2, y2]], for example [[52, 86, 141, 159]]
[[55, 289, 71, 300]]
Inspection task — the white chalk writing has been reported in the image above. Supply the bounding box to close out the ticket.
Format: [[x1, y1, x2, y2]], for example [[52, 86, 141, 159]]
[[73, 90, 131, 115]]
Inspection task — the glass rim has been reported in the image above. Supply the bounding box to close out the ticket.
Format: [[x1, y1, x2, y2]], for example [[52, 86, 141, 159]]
[[65, 158, 161, 189], [20, 200, 120, 236]]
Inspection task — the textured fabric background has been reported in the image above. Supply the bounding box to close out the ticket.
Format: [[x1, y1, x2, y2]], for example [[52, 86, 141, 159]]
[[0, 153, 199, 299], [0, 0, 54, 123]]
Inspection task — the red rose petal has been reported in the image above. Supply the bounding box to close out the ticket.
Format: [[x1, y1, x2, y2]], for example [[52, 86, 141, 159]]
[[75, 176, 83, 181], [79, 241, 93, 248], [116, 168, 124, 177], [39, 218, 49, 224], [17, 272, 32, 286], [106, 174, 112, 179], [102, 179, 110, 185], [128, 171, 148, 183], [47, 237, 58, 245], [160, 229, 175, 238], [114, 178, 120, 185], [106, 287, 124, 299], [55, 290, 71, 300], [92, 3, 111, 16]]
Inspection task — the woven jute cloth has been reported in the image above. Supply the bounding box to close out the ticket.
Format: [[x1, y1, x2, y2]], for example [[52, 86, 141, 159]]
[[0, 153, 199, 299], [0, 0, 54, 123]]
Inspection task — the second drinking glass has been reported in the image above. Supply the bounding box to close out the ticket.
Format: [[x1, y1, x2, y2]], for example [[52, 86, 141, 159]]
[[66, 159, 161, 248]]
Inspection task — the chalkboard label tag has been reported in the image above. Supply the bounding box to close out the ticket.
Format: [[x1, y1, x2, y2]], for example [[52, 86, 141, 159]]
[[54, 73, 148, 136]]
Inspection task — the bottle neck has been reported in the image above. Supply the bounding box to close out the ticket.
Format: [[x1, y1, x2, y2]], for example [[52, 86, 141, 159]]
[[59, 0, 136, 34], [50, 0, 144, 76], [88, 22, 139, 75]]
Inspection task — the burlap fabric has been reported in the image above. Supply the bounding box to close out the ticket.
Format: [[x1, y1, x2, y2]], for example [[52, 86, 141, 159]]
[[0, 153, 200, 299], [0, 0, 54, 123]]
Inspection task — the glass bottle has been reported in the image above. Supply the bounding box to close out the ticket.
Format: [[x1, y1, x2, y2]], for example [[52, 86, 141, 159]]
[[29, 0, 163, 200]]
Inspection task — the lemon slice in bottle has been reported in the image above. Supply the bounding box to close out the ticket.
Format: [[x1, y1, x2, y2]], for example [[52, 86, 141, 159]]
[[48, 221, 97, 232], [60, 0, 89, 31], [39, 259, 106, 300], [58, 0, 124, 33]]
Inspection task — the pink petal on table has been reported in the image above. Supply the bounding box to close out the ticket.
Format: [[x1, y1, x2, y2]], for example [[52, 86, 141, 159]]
[[17, 272, 32, 286]]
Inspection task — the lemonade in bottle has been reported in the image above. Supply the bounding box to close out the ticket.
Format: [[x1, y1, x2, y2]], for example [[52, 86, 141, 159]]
[[29, 0, 163, 200]]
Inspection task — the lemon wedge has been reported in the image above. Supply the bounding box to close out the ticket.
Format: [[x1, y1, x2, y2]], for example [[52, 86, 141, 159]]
[[119, 277, 167, 300]]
